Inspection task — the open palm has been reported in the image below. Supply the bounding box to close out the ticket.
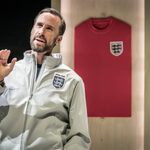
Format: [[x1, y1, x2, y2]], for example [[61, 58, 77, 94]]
[[0, 49, 17, 81]]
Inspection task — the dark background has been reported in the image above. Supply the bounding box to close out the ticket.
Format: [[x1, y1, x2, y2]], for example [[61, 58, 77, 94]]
[[0, 0, 51, 61]]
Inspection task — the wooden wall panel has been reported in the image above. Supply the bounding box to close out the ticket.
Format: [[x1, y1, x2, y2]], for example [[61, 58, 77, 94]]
[[145, 0, 150, 149]]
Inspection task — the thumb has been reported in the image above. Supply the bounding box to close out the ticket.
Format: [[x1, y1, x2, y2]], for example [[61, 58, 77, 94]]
[[9, 58, 17, 71]]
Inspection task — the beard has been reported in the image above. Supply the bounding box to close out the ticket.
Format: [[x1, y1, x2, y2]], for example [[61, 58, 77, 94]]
[[30, 35, 56, 54], [31, 42, 55, 53]]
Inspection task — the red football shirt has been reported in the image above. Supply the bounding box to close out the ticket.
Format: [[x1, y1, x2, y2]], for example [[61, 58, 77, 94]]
[[74, 16, 131, 117]]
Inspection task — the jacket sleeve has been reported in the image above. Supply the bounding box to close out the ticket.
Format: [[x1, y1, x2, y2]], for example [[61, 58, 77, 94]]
[[0, 85, 6, 95], [64, 79, 91, 150]]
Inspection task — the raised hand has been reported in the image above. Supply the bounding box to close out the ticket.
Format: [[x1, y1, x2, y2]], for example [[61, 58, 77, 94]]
[[0, 49, 17, 81]]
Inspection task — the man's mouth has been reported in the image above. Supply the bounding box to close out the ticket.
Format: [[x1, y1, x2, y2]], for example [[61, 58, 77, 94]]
[[35, 38, 46, 43], [33, 37, 46, 47]]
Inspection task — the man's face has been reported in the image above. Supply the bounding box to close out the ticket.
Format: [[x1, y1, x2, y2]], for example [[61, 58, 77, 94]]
[[30, 12, 62, 54]]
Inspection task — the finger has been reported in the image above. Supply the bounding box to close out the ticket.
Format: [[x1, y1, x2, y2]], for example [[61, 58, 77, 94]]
[[0, 49, 10, 60], [9, 58, 17, 71], [0, 49, 11, 65], [0, 50, 3, 59], [4, 49, 11, 60]]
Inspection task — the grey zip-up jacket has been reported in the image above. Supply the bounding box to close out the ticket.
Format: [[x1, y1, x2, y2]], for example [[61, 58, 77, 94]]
[[0, 51, 91, 150]]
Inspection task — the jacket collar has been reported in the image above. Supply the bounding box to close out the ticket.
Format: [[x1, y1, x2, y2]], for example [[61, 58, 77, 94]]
[[23, 50, 62, 69]]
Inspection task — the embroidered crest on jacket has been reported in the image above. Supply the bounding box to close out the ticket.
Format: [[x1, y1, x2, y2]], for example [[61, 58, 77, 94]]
[[53, 73, 65, 88]]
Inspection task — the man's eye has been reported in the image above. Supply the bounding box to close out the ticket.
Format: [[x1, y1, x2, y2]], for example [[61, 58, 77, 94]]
[[47, 27, 53, 31], [36, 23, 43, 27]]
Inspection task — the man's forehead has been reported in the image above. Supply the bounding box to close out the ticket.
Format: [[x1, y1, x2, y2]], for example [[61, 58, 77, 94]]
[[36, 13, 61, 25]]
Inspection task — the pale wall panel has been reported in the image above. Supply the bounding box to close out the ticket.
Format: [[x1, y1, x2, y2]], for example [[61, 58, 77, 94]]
[[60, 0, 144, 150]]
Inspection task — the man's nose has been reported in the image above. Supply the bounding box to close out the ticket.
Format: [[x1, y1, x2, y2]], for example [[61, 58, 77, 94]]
[[38, 27, 45, 35]]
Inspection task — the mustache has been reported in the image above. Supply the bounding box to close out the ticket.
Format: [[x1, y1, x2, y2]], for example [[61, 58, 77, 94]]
[[34, 35, 47, 43]]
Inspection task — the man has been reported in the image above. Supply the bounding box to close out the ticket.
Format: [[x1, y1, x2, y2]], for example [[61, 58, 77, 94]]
[[0, 8, 91, 150]]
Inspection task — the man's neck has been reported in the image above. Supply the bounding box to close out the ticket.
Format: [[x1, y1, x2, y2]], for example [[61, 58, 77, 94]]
[[32, 50, 52, 64], [37, 53, 45, 64]]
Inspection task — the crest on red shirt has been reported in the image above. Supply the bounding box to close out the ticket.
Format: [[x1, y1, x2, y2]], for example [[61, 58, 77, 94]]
[[110, 41, 123, 56]]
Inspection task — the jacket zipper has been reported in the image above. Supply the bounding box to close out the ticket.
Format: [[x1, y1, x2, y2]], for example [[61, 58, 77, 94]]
[[20, 55, 37, 150]]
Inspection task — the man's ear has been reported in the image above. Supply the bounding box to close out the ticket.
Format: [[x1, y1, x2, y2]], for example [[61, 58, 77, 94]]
[[56, 36, 62, 44]]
